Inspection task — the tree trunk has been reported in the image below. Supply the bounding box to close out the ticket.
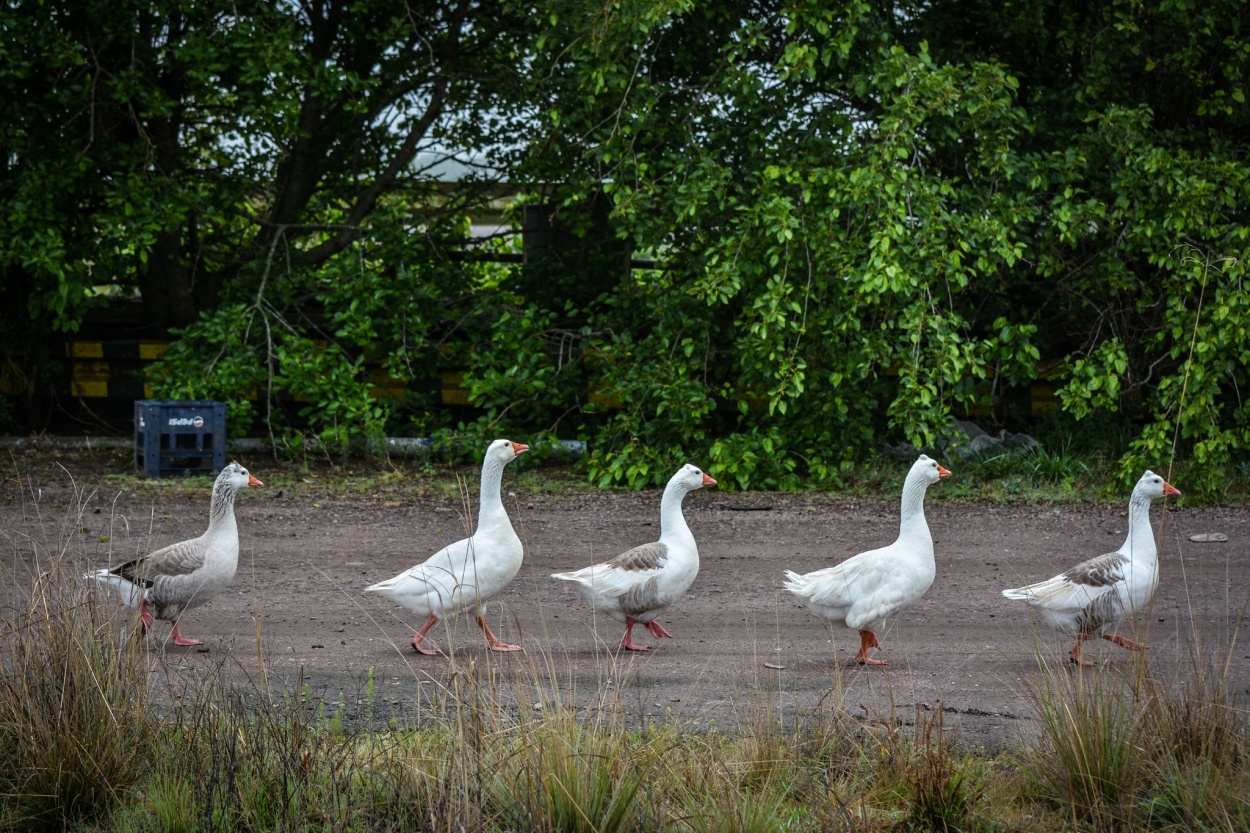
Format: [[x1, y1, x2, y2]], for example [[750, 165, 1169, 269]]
[[141, 230, 197, 333]]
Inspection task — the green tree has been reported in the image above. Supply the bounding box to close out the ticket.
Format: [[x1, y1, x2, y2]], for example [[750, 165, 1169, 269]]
[[1, 0, 533, 441], [1, 0, 528, 331], [4, 0, 1247, 496], [459, 0, 1248, 493]]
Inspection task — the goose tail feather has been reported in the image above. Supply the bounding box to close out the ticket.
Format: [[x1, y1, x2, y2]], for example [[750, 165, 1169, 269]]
[[85, 570, 146, 609]]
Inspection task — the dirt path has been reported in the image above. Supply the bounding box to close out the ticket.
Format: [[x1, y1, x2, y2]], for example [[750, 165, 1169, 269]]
[[3, 449, 1247, 750]]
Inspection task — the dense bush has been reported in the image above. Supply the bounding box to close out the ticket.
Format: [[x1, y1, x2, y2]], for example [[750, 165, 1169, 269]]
[[4, 0, 1248, 494]]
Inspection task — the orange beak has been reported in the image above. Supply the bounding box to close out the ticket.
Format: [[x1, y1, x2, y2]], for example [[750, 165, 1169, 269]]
[[1163, 481, 1181, 496], [937, 464, 952, 479], [248, 474, 264, 487], [511, 442, 530, 455], [702, 473, 717, 486]]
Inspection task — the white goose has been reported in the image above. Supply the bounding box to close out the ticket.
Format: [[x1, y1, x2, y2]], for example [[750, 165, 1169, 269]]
[[1002, 470, 1180, 665], [87, 461, 263, 646], [365, 439, 528, 654], [552, 463, 716, 651], [783, 455, 950, 665]]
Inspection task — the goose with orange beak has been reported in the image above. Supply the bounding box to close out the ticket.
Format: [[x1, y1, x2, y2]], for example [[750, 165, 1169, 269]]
[[553, 463, 716, 651], [1003, 470, 1180, 665], [86, 461, 263, 646], [366, 439, 529, 654], [784, 454, 951, 665]]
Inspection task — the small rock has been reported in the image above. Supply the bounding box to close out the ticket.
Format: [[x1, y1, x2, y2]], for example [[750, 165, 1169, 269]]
[[1189, 533, 1228, 543]]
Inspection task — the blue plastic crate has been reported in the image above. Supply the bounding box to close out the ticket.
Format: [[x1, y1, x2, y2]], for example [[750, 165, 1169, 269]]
[[134, 400, 227, 478]]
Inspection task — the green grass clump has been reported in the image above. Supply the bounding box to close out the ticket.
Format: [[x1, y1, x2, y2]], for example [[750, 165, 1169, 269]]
[[491, 713, 655, 833], [1138, 652, 1249, 831], [1026, 662, 1149, 830], [1024, 646, 1248, 833]]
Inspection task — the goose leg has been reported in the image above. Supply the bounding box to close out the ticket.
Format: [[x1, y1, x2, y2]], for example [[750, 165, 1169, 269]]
[[1103, 633, 1149, 651], [411, 614, 439, 655], [1069, 634, 1096, 666], [169, 621, 203, 647], [477, 616, 522, 652], [644, 620, 672, 639], [856, 630, 887, 665], [621, 617, 650, 651], [138, 600, 155, 635]]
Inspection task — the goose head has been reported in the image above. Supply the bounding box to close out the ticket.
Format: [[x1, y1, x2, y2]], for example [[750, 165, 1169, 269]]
[[672, 463, 717, 491], [1134, 470, 1181, 501], [217, 461, 263, 490], [488, 438, 530, 463], [911, 454, 952, 486]]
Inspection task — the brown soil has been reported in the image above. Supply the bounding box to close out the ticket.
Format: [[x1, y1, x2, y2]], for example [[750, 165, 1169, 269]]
[[3, 446, 1247, 750]]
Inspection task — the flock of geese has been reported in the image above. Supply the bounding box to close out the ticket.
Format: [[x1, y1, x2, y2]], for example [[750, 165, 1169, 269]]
[[87, 439, 1180, 666]]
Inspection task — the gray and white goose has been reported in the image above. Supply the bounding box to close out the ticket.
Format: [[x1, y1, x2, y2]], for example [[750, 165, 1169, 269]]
[[552, 463, 715, 651], [1002, 470, 1180, 665], [87, 461, 263, 645]]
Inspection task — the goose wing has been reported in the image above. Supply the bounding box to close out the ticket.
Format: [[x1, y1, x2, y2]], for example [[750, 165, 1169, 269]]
[[367, 537, 476, 595], [785, 548, 892, 608], [1003, 551, 1126, 612], [110, 539, 208, 587], [554, 542, 668, 597]]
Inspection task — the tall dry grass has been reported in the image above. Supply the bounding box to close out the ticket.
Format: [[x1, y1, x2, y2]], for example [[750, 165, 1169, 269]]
[[1025, 638, 1248, 832], [0, 474, 152, 831]]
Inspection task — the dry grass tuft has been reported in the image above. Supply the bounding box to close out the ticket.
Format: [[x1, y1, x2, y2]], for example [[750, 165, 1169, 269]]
[[0, 475, 153, 831]]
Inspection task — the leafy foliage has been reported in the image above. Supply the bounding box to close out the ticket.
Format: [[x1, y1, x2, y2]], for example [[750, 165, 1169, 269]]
[[485, 0, 1250, 491], [3, 0, 1249, 494]]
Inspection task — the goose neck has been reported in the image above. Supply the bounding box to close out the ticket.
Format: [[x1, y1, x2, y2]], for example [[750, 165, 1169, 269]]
[[208, 483, 238, 526], [1121, 492, 1158, 559], [658, 482, 693, 543], [477, 455, 509, 528], [897, 475, 931, 540]]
